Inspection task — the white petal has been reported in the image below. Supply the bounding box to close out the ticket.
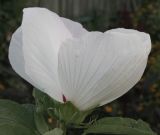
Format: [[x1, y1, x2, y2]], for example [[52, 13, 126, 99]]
[[9, 27, 30, 81], [58, 29, 151, 110], [9, 27, 51, 92], [21, 8, 72, 102], [61, 17, 88, 38], [107, 28, 151, 55], [9, 27, 49, 92]]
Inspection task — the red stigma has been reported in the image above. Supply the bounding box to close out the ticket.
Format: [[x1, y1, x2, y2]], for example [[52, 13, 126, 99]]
[[62, 94, 67, 103]]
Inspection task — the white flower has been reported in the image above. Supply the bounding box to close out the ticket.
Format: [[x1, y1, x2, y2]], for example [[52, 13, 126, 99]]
[[9, 7, 151, 110]]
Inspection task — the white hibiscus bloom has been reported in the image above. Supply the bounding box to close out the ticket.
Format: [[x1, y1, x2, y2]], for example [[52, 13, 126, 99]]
[[9, 8, 151, 110]]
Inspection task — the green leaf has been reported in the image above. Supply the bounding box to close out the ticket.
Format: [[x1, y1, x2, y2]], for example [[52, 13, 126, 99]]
[[22, 103, 35, 122], [43, 128, 63, 135], [83, 117, 157, 135], [22, 104, 35, 114], [34, 111, 49, 134], [0, 123, 37, 135], [33, 89, 50, 134], [0, 99, 39, 135]]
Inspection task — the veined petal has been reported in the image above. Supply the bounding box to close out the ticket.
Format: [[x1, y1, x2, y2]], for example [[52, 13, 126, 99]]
[[58, 32, 103, 102], [58, 29, 151, 110], [20, 8, 72, 102], [9, 27, 45, 91], [61, 17, 88, 38], [9, 27, 30, 81], [107, 28, 151, 55]]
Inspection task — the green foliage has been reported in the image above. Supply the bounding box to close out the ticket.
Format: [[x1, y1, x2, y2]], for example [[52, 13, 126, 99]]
[[83, 117, 156, 135], [0, 91, 157, 135], [34, 111, 50, 134], [43, 128, 63, 135], [33, 89, 93, 125], [48, 101, 93, 125], [0, 99, 39, 135], [0, 124, 37, 135]]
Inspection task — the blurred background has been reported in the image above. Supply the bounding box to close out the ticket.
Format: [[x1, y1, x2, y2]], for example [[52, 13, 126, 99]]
[[0, 0, 160, 134]]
